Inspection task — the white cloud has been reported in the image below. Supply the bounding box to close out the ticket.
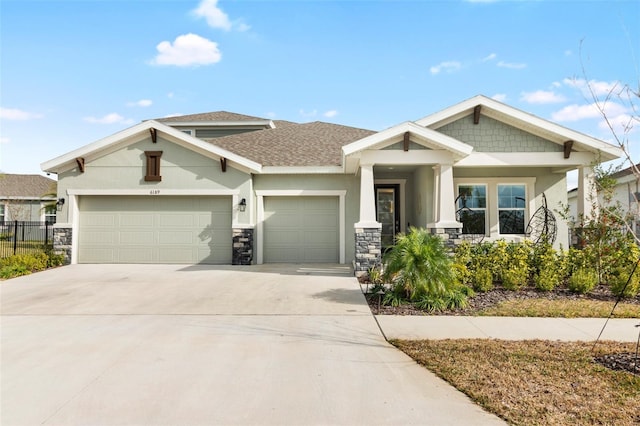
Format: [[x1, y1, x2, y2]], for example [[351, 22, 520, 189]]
[[598, 113, 637, 135], [562, 78, 620, 97], [127, 99, 153, 107], [482, 53, 497, 62], [430, 61, 462, 75], [520, 90, 566, 104], [0, 107, 43, 121], [492, 93, 507, 102], [0, 137, 9, 144], [497, 61, 526, 69], [299, 109, 317, 118], [236, 22, 251, 32], [167, 92, 174, 99], [564, 50, 573, 56], [192, 0, 232, 31], [84, 113, 134, 125], [551, 102, 628, 122], [152, 33, 221, 67], [323, 110, 338, 118]]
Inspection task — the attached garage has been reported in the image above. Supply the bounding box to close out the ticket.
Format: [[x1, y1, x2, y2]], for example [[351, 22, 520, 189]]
[[78, 196, 232, 264], [263, 196, 339, 263]]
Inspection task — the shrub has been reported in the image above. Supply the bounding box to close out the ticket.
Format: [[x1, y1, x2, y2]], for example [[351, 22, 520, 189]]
[[472, 267, 494, 292], [413, 287, 471, 312], [567, 268, 598, 294], [383, 227, 456, 301], [502, 267, 528, 291], [0, 251, 63, 279], [0, 264, 29, 279], [609, 265, 640, 298], [535, 267, 561, 292]]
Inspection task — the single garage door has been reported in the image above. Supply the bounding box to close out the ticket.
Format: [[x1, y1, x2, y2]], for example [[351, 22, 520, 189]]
[[79, 196, 232, 264], [263, 196, 338, 263]]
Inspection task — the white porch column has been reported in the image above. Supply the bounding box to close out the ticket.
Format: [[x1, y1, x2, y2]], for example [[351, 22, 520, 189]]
[[355, 163, 380, 228], [577, 165, 598, 222], [430, 163, 462, 229]]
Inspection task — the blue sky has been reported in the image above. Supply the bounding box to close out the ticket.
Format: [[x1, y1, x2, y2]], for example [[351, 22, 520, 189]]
[[1, 0, 638, 185]]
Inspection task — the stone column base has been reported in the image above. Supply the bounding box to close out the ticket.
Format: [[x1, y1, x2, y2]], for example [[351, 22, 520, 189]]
[[429, 227, 464, 249], [53, 227, 72, 265], [354, 227, 381, 277], [232, 228, 254, 265]]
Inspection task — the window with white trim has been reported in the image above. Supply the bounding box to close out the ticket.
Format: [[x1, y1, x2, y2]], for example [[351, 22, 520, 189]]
[[42, 202, 56, 225], [0, 204, 4, 224], [497, 184, 526, 234], [456, 184, 487, 235]]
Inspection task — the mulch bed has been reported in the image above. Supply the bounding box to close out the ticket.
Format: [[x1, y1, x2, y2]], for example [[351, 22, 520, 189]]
[[361, 280, 640, 376]]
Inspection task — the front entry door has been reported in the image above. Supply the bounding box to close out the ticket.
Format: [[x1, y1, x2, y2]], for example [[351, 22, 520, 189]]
[[375, 184, 400, 249]]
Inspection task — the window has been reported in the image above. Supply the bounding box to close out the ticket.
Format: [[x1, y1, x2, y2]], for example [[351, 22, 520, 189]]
[[42, 203, 56, 225], [498, 184, 526, 234], [0, 204, 4, 224], [144, 151, 163, 182], [457, 184, 486, 235]]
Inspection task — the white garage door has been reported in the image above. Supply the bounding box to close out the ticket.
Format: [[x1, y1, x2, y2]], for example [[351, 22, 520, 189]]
[[263, 196, 338, 263], [79, 196, 232, 264]]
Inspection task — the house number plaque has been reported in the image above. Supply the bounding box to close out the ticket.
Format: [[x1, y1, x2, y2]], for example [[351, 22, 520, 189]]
[[149, 189, 160, 195]]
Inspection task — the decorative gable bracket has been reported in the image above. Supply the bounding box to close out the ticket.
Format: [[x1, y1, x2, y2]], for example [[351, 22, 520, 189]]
[[564, 140, 574, 159]]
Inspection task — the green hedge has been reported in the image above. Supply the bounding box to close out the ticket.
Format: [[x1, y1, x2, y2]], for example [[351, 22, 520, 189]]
[[0, 251, 65, 279]]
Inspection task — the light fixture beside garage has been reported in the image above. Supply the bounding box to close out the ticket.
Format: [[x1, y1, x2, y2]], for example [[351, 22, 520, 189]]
[[238, 198, 247, 212], [56, 198, 65, 211]]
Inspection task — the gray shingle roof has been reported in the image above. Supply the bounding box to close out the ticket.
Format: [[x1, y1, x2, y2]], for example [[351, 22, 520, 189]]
[[156, 111, 269, 123], [0, 174, 57, 198], [210, 121, 375, 167]]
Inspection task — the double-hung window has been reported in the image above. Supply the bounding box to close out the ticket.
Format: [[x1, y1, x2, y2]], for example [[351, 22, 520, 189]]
[[497, 184, 526, 234], [457, 184, 487, 235]]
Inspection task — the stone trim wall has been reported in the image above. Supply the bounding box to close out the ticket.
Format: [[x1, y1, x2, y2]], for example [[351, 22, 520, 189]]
[[429, 227, 464, 249], [53, 227, 72, 265], [354, 227, 381, 276], [232, 228, 253, 265]]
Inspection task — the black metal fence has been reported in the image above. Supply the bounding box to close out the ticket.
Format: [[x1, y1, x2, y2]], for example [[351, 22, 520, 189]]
[[0, 221, 54, 258]]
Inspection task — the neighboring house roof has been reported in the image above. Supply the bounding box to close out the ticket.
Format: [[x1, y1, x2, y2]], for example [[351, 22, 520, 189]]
[[211, 121, 375, 167], [0, 174, 57, 199], [611, 163, 640, 180], [416, 95, 623, 161], [156, 111, 269, 123]]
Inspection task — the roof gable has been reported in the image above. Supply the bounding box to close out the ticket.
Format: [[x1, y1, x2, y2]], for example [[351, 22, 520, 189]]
[[156, 111, 269, 123], [416, 95, 623, 161], [41, 120, 261, 174]]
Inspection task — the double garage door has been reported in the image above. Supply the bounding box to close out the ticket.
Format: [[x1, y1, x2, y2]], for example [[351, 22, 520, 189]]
[[263, 196, 339, 263], [78, 196, 232, 264]]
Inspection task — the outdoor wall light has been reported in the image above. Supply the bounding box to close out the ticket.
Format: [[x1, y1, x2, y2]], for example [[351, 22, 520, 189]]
[[56, 198, 65, 211], [238, 198, 247, 212]]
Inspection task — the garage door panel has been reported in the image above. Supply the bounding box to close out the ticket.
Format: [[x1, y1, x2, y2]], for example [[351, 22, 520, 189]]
[[264, 196, 338, 263], [79, 196, 232, 264], [120, 231, 155, 244]]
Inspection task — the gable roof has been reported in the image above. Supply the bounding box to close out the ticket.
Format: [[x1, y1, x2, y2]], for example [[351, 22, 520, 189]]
[[41, 120, 262, 174], [416, 95, 623, 161], [211, 121, 375, 167], [0, 174, 57, 199]]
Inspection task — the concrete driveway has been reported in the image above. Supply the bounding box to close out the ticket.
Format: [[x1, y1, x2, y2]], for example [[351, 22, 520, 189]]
[[1, 264, 504, 425]]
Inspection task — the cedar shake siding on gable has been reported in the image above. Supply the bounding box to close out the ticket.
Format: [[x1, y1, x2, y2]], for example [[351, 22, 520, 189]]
[[210, 121, 376, 167]]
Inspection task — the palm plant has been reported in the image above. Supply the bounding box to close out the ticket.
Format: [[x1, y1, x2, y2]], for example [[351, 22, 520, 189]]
[[383, 227, 457, 301]]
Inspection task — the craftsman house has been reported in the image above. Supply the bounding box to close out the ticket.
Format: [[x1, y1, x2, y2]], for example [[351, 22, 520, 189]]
[[41, 95, 622, 274], [0, 174, 57, 224]]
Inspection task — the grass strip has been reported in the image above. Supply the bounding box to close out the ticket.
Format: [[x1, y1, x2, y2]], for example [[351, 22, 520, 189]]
[[393, 339, 640, 426]]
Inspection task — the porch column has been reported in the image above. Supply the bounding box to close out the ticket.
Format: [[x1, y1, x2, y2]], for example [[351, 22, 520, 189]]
[[354, 163, 381, 277], [355, 163, 379, 227], [431, 163, 462, 229], [577, 165, 597, 222]]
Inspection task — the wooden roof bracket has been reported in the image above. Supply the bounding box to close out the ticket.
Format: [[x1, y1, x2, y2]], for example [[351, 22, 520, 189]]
[[403, 131, 410, 151], [473, 105, 482, 125], [220, 157, 227, 172], [564, 140, 574, 159], [76, 157, 85, 173], [149, 128, 157, 143]]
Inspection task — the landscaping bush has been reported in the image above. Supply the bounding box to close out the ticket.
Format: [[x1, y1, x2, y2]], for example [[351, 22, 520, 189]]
[[383, 227, 457, 300], [501, 267, 528, 291], [568, 268, 599, 294], [0, 251, 63, 279], [472, 267, 494, 292], [532, 243, 562, 291], [609, 265, 640, 298]]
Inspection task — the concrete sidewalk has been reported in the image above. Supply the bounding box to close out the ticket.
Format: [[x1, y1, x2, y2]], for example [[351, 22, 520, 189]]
[[377, 315, 640, 342]]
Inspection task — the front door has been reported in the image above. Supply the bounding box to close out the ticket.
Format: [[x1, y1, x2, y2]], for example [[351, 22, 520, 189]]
[[375, 184, 400, 249]]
